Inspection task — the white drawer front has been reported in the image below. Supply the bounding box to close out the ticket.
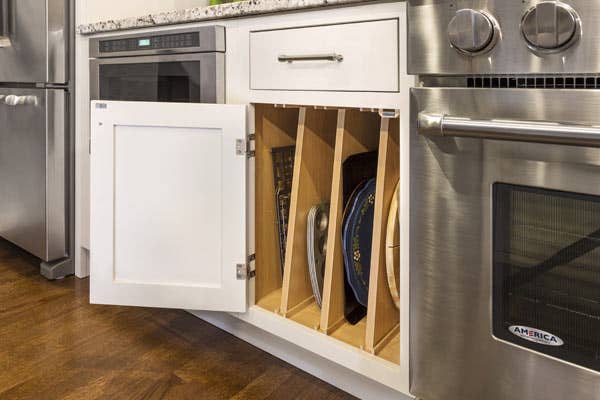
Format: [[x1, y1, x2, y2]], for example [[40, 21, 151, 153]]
[[250, 19, 399, 92]]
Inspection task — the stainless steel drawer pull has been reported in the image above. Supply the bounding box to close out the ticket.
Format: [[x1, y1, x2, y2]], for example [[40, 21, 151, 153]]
[[278, 53, 344, 63], [418, 112, 600, 147]]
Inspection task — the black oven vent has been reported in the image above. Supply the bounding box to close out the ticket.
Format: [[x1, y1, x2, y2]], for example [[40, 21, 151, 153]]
[[466, 76, 600, 89]]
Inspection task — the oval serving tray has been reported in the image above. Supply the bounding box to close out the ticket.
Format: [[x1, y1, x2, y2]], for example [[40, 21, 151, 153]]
[[342, 178, 377, 307]]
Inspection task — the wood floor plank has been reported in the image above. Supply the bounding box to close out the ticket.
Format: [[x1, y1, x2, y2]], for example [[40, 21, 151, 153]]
[[0, 240, 356, 400]]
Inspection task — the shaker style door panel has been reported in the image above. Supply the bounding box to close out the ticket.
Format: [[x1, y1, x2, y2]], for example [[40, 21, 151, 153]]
[[90, 101, 247, 312]]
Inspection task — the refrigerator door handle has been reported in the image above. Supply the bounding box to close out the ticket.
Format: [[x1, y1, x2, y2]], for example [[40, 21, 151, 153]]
[[0, 0, 11, 47], [4, 94, 39, 106]]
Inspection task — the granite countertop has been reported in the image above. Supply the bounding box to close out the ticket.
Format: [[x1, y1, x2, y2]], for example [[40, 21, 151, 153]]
[[77, 0, 376, 35]]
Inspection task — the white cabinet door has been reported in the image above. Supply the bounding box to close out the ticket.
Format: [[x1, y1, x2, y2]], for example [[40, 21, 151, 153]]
[[90, 101, 248, 312]]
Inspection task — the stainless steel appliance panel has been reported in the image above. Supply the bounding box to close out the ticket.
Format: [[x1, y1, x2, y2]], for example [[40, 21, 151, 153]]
[[408, 0, 600, 75], [410, 87, 600, 400], [0, 0, 67, 83], [89, 26, 225, 59], [0, 88, 67, 261]]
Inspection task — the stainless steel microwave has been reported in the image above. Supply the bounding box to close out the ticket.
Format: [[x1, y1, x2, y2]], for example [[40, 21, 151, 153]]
[[89, 26, 225, 104]]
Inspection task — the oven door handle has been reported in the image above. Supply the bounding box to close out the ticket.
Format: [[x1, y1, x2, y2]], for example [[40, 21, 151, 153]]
[[418, 112, 600, 147]]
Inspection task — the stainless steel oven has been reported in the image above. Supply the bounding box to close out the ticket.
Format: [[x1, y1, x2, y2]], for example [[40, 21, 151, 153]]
[[408, 1, 600, 400], [90, 26, 225, 103]]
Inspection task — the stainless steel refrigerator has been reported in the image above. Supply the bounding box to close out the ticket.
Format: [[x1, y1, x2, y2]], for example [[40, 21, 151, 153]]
[[0, 0, 73, 279]]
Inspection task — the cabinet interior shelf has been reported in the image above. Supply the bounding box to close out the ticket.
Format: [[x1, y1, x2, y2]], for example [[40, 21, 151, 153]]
[[254, 104, 400, 365]]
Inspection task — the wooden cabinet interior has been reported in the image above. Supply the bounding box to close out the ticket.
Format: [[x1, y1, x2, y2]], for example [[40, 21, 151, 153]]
[[321, 109, 381, 347], [365, 117, 400, 358], [281, 108, 338, 318], [254, 104, 400, 365], [254, 105, 299, 313]]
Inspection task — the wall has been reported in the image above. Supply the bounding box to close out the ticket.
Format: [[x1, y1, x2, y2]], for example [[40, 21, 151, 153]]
[[78, 0, 209, 24]]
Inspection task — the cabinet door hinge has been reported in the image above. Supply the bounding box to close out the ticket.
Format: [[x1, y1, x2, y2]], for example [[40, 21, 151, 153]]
[[236, 262, 256, 280], [236, 135, 256, 158]]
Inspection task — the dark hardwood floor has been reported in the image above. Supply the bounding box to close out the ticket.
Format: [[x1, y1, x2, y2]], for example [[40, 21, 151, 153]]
[[0, 240, 356, 400]]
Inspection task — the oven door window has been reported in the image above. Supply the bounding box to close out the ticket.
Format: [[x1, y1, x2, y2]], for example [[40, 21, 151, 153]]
[[493, 183, 600, 372], [99, 62, 201, 103]]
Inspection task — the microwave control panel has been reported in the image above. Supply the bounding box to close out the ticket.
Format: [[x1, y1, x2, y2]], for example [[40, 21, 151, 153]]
[[91, 26, 225, 58], [99, 33, 201, 53]]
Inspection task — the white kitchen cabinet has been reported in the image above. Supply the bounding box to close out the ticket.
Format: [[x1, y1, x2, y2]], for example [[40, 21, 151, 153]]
[[90, 101, 407, 398], [79, 2, 412, 398]]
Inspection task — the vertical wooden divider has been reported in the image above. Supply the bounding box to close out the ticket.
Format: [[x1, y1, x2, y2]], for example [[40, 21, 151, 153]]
[[365, 117, 400, 354], [280, 108, 338, 317], [320, 110, 381, 334], [255, 105, 300, 311]]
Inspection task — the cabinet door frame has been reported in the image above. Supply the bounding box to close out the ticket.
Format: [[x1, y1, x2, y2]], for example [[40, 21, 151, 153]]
[[90, 100, 249, 312]]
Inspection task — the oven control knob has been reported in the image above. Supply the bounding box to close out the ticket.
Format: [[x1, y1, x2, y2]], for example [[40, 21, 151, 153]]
[[448, 9, 500, 55], [521, 1, 580, 52]]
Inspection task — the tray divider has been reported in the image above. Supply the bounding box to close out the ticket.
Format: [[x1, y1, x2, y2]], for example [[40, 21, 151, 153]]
[[365, 117, 400, 354], [255, 105, 300, 308], [320, 109, 381, 334], [280, 108, 338, 316]]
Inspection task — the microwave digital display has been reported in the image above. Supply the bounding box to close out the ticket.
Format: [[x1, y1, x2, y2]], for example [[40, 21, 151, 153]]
[[138, 39, 151, 47]]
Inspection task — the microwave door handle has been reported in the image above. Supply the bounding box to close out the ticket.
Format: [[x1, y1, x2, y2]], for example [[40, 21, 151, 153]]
[[0, 0, 10, 47], [418, 112, 600, 148]]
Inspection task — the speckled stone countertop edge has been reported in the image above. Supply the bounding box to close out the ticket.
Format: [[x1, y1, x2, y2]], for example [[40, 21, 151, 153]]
[[77, 0, 379, 35]]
